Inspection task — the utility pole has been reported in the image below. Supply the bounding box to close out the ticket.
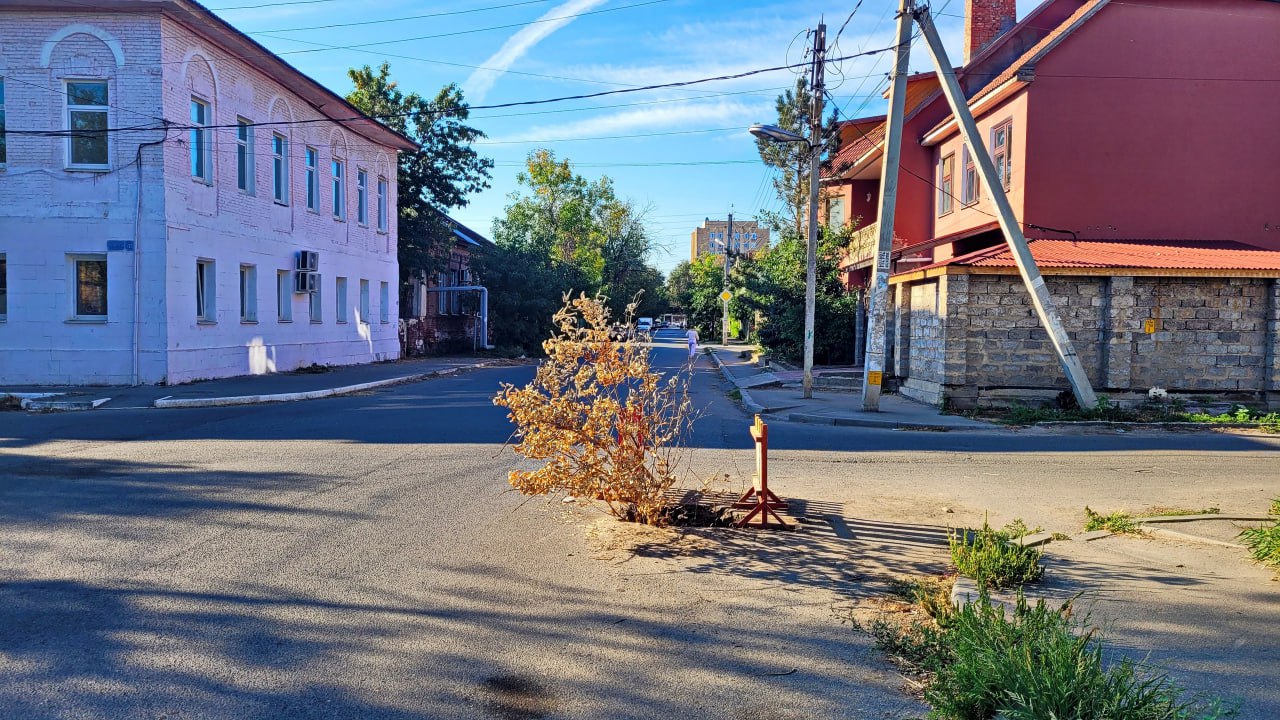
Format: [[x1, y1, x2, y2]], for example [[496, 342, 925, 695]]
[[722, 211, 733, 346], [913, 5, 1097, 408], [860, 0, 913, 410], [801, 22, 825, 399]]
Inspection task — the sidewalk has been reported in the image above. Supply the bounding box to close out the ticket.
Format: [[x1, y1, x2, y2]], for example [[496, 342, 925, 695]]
[[708, 346, 994, 431], [2, 356, 497, 411]]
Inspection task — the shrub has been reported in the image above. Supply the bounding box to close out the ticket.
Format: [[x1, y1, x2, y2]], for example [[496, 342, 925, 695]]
[[1239, 498, 1280, 570], [493, 293, 695, 525], [1084, 506, 1140, 534], [950, 520, 1044, 590], [926, 595, 1229, 720]]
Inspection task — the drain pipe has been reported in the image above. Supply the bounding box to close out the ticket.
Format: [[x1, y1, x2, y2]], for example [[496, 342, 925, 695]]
[[420, 285, 491, 349], [132, 128, 171, 386]]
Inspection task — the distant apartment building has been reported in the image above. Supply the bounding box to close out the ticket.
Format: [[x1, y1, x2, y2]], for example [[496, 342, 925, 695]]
[[690, 219, 769, 261], [0, 0, 417, 385]]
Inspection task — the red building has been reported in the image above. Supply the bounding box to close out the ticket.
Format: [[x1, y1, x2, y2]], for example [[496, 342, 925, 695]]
[[823, 0, 1280, 284]]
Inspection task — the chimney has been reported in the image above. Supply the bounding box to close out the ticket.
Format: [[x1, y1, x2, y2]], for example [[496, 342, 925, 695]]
[[964, 0, 1018, 64]]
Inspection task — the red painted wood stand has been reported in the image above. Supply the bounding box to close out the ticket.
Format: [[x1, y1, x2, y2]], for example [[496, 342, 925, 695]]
[[734, 415, 789, 528]]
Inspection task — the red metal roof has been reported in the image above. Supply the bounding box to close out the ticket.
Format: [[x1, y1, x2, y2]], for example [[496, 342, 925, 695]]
[[905, 240, 1280, 273]]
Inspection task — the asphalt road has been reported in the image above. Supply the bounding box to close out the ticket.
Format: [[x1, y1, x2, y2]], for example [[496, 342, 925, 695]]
[[1, 329, 1277, 718]]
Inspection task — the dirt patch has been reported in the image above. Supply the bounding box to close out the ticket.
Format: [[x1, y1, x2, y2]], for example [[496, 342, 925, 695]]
[[479, 673, 557, 720], [0, 396, 23, 411]]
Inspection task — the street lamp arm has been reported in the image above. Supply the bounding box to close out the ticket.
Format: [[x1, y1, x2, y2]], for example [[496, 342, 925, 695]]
[[749, 123, 813, 149]]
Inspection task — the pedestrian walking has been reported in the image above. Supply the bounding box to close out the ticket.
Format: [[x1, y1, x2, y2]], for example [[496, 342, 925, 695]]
[[686, 327, 700, 363]]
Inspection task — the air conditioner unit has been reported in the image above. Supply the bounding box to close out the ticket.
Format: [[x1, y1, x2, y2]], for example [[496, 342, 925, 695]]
[[294, 270, 318, 294], [296, 250, 319, 272]]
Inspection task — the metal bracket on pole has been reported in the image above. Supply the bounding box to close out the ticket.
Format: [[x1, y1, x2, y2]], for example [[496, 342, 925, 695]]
[[913, 7, 1097, 408], [860, 0, 914, 411]]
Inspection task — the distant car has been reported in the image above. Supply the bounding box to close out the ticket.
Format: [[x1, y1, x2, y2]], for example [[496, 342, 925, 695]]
[[608, 324, 630, 341], [635, 318, 654, 335]]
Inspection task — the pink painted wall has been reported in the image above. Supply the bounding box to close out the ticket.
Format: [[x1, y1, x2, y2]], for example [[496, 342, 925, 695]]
[[932, 91, 1030, 241], [1024, 0, 1280, 247]]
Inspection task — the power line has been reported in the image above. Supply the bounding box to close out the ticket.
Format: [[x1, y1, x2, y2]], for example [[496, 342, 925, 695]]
[[474, 126, 743, 145], [6, 46, 904, 137], [251, 0, 554, 33]]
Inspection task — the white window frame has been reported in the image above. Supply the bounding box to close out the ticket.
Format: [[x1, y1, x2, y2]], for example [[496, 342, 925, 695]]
[[961, 146, 980, 206], [277, 270, 293, 322], [336, 276, 348, 323], [379, 281, 389, 324], [938, 152, 955, 216], [992, 120, 1013, 191], [357, 169, 368, 226], [272, 133, 289, 204], [239, 264, 257, 323], [196, 259, 216, 323], [359, 279, 370, 323], [332, 159, 346, 221], [309, 275, 323, 323], [236, 118, 255, 194], [190, 97, 213, 184], [65, 80, 110, 170], [305, 147, 319, 211], [69, 254, 109, 321], [376, 176, 388, 233]]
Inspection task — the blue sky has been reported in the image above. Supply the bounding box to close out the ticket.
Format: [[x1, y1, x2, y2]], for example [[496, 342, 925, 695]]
[[213, 0, 1036, 274]]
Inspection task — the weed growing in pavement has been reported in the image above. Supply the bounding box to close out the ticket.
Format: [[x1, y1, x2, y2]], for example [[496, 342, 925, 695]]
[[858, 587, 1234, 720], [493, 293, 696, 526], [974, 399, 1280, 432], [1084, 507, 1140, 534], [949, 519, 1044, 591], [1239, 498, 1280, 571]]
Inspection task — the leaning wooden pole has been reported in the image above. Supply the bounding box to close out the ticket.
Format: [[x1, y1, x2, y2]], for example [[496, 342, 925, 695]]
[[913, 5, 1098, 408]]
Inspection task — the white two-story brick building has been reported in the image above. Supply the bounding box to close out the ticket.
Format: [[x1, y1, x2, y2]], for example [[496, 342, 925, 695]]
[[0, 0, 417, 385]]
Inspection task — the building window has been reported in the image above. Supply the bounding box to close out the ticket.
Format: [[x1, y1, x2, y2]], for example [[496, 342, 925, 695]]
[[359, 279, 370, 322], [379, 281, 389, 323], [277, 270, 292, 322], [272, 134, 289, 204], [992, 120, 1012, 190], [336, 277, 348, 323], [961, 146, 980, 206], [827, 196, 846, 230], [196, 259, 216, 322], [305, 147, 319, 211], [0, 255, 7, 320], [938, 153, 955, 215], [66, 81, 109, 168], [357, 169, 368, 225], [309, 276, 322, 323], [190, 98, 212, 183], [236, 118, 255, 193], [72, 255, 108, 319], [239, 264, 257, 322], [0, 79, 7, 165], [331, 159, 345, 220], [376, 177, 388, 232]]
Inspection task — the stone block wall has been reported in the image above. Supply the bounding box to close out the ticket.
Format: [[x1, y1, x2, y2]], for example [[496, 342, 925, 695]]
[[894, 272, 1280, 408]]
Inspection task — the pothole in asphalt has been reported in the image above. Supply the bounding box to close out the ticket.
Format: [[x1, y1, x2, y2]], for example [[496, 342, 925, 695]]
[[479, 673, 557, 720]]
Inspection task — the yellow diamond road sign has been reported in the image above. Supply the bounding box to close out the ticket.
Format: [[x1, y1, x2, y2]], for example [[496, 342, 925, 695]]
[[720, 290, 732, 302]]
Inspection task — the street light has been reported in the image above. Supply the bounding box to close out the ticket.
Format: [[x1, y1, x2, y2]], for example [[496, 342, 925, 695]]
[[749, 123, 821, 399]]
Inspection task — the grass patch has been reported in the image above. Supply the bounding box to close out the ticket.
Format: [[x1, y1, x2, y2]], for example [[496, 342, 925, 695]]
[[974, 399, 1280, 432], [1238, 498, 1280, 570], [0, 395, 23, 411], [950, 519, 1044, 590], [862, 592, 1233, 719], [1084, 506, 1222, 534], [727, 389, 742, 401]]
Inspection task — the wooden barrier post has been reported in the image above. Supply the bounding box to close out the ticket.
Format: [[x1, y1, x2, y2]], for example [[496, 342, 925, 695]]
[[735, 415, 790, 528]]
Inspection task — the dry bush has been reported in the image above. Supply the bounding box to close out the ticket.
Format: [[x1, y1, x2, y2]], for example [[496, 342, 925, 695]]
[[493, 293, 695, 525]]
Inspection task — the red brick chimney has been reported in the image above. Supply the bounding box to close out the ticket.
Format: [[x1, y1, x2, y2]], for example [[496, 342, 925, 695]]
[[964, 0, 1018, 64]]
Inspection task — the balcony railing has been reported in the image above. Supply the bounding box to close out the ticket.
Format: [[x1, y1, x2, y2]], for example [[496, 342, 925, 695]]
[[844, 222, 879, 267]]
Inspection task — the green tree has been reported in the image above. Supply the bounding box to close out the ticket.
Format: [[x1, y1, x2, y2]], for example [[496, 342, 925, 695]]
[[482, 151, 667, 352], [736, 226, 861, 364], [755, 78, 840, 234], [685, 255, 726, 338], [345, 63, 493, 304]]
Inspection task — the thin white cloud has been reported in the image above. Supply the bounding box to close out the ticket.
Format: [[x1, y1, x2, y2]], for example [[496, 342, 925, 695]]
[[484, 98, 765, 143], [465, 0, 610, 102]]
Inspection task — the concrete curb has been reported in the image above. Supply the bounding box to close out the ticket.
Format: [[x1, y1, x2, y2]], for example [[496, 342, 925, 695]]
[[23, 397, 111, 412], [708, 349, 788, 415], [1030, 420, 1274, 433], [787, 411, 976, 432], [153, 362, 490, 409]]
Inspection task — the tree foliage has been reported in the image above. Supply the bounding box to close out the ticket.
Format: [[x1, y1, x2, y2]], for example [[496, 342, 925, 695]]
[[493, 294, 695, 525], [734, 226, 861, 364], [480, 151, 667, 352], [755, 77, 840, 234], [345, 63, 493, 297]]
